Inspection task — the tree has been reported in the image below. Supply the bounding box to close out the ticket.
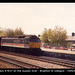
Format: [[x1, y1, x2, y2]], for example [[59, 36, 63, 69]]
[[41, 26, 67, 47], [0, 30, 5, 36], [0, 27, 6, 36], [14, 28, 24, 35], [51, 26, 67, 47], [0, 27, 24, 36], [40, 28, 49, 43], [6, 29, 14, 36], [47, 28, 52, 42], [5, 28, 24, 36]]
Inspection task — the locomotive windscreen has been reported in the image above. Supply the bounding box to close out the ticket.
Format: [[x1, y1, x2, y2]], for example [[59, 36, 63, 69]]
[[29, 36, 41, 42]]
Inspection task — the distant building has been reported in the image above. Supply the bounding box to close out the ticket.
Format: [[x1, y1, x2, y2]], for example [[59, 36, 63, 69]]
[[66, 32, 75, 48]]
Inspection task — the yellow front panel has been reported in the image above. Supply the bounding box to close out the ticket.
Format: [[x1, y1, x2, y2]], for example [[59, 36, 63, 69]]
[[29, 42, 41, 48]]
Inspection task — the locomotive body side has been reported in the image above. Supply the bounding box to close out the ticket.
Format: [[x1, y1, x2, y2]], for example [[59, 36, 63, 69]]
[[1, 35, 41, 49], [1, 38, 27, 48]]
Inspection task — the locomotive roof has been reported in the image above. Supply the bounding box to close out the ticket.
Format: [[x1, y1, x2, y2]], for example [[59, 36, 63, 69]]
[[1, 35, 37, 38]]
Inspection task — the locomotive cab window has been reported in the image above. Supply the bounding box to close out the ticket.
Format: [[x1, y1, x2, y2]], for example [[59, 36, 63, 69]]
[[29, 36, 41, 42]]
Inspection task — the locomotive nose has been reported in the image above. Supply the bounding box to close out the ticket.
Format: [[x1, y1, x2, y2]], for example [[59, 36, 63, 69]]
[[29, 36, 41, 48], [29, 42, 41, 48]]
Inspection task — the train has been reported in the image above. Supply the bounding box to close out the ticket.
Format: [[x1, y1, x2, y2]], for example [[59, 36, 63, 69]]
[[0, 35, 41, 54]]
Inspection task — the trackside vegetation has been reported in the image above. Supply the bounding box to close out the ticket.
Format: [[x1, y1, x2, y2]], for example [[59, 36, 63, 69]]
[[0, 27, 24, 36], [40, 26, 68, 47]]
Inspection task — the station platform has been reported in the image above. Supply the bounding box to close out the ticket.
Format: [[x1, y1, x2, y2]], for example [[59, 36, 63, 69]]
[[41, 47, 75, 61], [41, 47, 75, 55]]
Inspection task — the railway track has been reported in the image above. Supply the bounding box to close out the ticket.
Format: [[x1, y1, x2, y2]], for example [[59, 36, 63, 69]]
[[39, 56, 75, 69], [0, 51, 75, 68], [17, 54, 75, 69], [0, 55, 43, 69]]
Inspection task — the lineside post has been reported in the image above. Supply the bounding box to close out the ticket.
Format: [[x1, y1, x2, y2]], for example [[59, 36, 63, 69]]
[[0, 37, 1, 46]]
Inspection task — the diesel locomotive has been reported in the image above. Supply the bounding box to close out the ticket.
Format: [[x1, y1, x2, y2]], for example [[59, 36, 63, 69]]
[[0, 35, 41, 48], [0, 35, 41, 54]]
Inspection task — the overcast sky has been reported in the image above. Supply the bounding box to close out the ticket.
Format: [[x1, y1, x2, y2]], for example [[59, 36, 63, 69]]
[[0, 3, 75, 36]]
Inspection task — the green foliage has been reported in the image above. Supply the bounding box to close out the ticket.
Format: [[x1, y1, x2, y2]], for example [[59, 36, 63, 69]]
[[0, 27, 6, 36], [6, 28, 24, 36], [0, 30, 5, 36], [14, 28, 24, 35], [47, 29, 52, 40], [51, 26, 67, 46], [0, 27, 24, 36], [6, 29, 14, 36], [40, 29, 49, 43], [41, 26, 67, 47]]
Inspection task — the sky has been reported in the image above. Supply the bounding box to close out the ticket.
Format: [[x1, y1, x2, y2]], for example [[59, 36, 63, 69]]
[[0, 3, 75, 36]]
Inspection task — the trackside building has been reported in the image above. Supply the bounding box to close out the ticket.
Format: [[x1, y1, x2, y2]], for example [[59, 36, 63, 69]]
[[66, 33, 75, 48]]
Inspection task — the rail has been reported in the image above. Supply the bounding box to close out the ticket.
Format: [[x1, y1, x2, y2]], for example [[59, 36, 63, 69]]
[[0, 51, 75, 68], [0, 56, 43, 69]]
